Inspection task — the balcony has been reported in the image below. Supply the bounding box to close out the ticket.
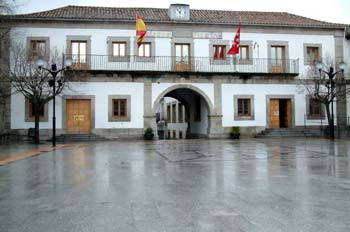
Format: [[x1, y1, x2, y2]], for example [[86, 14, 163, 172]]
[[66, 55, 299, 75]]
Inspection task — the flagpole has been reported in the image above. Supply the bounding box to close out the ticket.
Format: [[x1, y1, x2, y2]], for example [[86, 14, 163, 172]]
[[227, 16, 241, 72], [135, 12, 147, 48]]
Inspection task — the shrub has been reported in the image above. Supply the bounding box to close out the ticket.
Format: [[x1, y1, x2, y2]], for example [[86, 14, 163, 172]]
[[230, 126, 240, 134], [144, 127, 154, 140]]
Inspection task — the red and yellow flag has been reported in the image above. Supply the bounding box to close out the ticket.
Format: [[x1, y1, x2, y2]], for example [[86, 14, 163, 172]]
[[136, 15, 147, 47]]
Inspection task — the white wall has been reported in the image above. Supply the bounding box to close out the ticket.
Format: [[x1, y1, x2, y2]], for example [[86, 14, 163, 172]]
[[225, 32, 335, 77], [345, 38, 350, 76], [221, 84, 317, 127], [343, 39, 350, 117], [194, 39, 209, 57], [11, 82, 144, 129], [190, 97, 209, 134], [11, 27, 133, 55], [10, 25, 342, 130], [11, 26, 337, 78]]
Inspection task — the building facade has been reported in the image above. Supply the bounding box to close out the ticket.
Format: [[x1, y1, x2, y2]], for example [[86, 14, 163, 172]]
[[0, 28, 11, 136], [3, 4, 350, 139]]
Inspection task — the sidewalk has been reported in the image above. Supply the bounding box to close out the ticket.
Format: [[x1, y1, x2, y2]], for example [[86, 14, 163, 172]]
[[0, 142, 73, 165]]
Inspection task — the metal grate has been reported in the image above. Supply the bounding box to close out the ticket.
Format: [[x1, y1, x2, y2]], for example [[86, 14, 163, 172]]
[[66, 54, 299, 74]]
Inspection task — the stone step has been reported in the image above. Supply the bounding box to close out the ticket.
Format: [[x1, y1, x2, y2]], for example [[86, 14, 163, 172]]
[[256, 128, 322, 138], [55, 134, 106, 142]]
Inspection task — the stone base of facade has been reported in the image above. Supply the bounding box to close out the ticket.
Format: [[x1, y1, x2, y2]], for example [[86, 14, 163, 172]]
[[9, 126, 266, 141], [11, 128, 145, 141], [11, 129, 64, 141], [10, 126, 350, 141], [92, 128, 144, 139], [0, 95, 11, 134], [223, 126, 266, 138]]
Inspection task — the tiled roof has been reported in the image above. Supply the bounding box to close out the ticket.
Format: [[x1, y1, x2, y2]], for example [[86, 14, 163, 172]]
[[6, 5, 347, 28]]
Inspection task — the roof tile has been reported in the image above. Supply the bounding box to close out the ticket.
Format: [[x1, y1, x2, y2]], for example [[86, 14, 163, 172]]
[[6, 5, 347, 28]]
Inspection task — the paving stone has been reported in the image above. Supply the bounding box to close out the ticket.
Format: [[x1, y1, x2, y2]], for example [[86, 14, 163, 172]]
[[0, 138, 350, 231]]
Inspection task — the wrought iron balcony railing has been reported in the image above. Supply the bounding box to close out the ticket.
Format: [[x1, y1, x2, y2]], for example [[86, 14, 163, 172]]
[[66, 54, 299, 74]]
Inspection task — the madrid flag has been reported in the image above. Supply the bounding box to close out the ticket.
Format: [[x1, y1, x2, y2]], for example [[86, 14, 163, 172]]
[[136, 15, 147, 47], [227, 24, 240, 55]]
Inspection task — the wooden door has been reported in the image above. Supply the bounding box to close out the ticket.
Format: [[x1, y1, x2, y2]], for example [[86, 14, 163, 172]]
[[66, 99, 91, 134], [284, 99, 292, 128], [175, 43, 191, 71], [269, 99, 280, 128], [271, 46, 286, 73]]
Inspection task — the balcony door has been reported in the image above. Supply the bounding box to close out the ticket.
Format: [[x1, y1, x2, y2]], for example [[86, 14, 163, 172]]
[[175, 43, 191, 71], [270, 46, 286, 73], [71, 41, 87, 69]]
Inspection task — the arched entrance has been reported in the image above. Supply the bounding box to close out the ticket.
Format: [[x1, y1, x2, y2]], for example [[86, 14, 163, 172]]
[[153, 85, 214, 139]]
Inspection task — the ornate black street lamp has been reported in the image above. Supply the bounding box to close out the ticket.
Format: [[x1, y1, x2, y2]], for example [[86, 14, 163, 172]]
[[316, 60, 346, 139], [36, 58, 71, 146]]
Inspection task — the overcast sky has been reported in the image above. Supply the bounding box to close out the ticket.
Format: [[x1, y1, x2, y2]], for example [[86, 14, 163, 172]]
[[16, 0, 350, 24]]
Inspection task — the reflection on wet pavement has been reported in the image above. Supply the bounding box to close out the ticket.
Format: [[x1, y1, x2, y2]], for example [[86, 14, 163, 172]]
[[0, 138, 350, 231]]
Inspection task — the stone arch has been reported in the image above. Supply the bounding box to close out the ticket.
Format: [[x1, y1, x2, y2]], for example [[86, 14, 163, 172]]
[[152, 84, 214, 115]]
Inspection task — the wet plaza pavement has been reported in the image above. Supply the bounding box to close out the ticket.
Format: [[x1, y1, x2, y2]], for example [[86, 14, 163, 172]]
[[0, 138, 350, 232]]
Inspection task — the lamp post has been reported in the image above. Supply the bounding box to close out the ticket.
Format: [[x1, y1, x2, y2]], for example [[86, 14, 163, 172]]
[[36, 58, 71, 147], [316, 60, 346, 140]]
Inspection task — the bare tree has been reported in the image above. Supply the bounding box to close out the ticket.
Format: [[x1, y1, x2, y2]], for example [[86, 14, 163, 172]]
[[0, 0, 16, 14], [0, 0, 16, 40], [1, 44, 71, 144], [0, 0, 16, 105], [299, 56, 349, 139]]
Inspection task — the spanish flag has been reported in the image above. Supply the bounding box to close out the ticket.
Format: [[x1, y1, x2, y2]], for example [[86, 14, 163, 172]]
[[136, 15, 147, 47]]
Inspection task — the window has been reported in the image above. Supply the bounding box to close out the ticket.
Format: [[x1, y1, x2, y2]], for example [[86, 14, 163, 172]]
[[113, 99, 127, 117], [232, 41, 253, 65], [234, 95, 254, 120], [238, 99, 251, 116], [135, 38, 155, 62], [107, 37, 130, 62], [209, 40, 230, 65], [25, 98, 48, 122], [112, 42, 126, 57], [213, 45, 226, 60], [303, 44, 322, 65], [108, 95, 131, 122], [67, 36, 91, 69], [270, 45, 286, 72], [309, 98, 321, 116], [71, 41, 87, 64], [138, 43, 151, 57], [27, 37, 49, 61], [239, 45, 249, 62], [307, 96, 324, 119], [29, 40, 46, 60], [29, 100, 45, 118], [175, 43, 191, 70], [306, 47, 319, 64]]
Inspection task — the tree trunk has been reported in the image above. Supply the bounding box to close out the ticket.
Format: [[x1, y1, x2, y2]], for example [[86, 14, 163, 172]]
[[325, 103, 331, 126], [34, 111, 40, 144], [324, 102, 334, 139]]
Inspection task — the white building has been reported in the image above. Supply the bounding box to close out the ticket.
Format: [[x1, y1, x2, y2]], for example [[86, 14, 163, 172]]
[[2, 4, 350, 139]]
